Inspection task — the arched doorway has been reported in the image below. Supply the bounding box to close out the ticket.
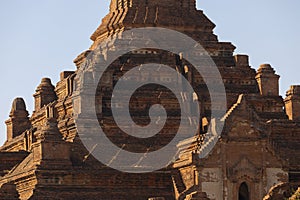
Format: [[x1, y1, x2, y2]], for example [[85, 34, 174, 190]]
[[239, 182, 250, 200]]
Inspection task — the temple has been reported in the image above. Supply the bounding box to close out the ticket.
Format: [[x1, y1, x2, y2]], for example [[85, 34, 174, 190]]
[[0, 0, 299, 199]]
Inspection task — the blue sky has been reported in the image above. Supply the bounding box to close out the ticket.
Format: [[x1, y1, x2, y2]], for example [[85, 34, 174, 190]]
[[0, 0, 299, 145]]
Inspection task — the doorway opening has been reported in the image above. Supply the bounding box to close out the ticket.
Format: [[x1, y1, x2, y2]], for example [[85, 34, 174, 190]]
[[239, 182, 250, 200]]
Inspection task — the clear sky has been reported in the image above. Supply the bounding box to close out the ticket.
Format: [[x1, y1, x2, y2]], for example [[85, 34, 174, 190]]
[[0, 1, 299, 145]]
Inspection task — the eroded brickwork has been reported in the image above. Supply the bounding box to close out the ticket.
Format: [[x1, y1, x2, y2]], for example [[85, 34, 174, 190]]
[[0, 1, 299, 200]]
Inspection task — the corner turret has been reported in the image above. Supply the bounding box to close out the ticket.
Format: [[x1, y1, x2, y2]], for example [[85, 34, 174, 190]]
[[284, 85, 300, 121], [33, 78, 57, 111], [5, 98, 31, 141], [255, 64, 280, 96]]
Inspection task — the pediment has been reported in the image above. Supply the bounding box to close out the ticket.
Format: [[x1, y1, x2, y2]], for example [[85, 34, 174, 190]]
[[228, 156, 261, 182], [222, 94, 263, 139], [227, 118, 262, 138]]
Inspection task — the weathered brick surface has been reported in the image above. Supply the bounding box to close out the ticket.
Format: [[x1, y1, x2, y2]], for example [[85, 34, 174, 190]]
[[0, 1, 299, 200]]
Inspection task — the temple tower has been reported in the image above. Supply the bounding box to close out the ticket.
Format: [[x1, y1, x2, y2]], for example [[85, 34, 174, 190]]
[[88, 0, 235, 62], [91, 0, 208, 43], [255, 64, 280, 96], [5, 98, 31, 141], [33, 78, 57, 111]]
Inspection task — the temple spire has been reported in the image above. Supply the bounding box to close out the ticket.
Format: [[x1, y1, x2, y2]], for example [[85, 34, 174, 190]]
[[90, 0, 215, 43]]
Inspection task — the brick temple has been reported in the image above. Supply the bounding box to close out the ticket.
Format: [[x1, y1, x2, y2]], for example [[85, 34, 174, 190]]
[[0, 1, 299, 199]]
